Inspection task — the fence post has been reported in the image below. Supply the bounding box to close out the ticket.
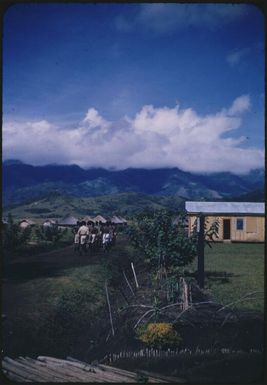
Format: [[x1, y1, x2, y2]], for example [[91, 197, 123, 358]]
[[197, 214, 205, 288]]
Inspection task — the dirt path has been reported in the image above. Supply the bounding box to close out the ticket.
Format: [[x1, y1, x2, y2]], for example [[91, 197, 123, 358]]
[[3, 244, 108, 282]]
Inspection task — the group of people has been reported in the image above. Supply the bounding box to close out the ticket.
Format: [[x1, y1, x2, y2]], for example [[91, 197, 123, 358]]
[[72, 221, 116, 255]]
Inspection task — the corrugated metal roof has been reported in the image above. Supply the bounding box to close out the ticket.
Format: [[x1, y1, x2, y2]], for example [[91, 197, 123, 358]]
[[185, 201, 265, 214]]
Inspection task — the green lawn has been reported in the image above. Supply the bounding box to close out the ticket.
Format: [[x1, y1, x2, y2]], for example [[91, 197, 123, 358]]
[[200, 243, 264, 312]]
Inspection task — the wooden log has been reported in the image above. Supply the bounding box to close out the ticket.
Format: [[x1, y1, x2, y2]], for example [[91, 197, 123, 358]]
[[139, 370, 186, 383], [42, 362, 105, 382], [4, 357, 51, 380], [2, 368, 32, 382], [2, 358, 46, 382], [65, 356, 96, 371], [17, 358, 67, 382], [99, 364, 142, 380], [37, 357, 105, 382]]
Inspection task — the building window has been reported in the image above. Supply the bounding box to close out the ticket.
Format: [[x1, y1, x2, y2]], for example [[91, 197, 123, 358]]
[[236, 218, 244, 231]]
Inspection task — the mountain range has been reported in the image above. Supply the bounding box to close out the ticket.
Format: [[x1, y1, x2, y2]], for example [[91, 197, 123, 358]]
[[2, 160, 264, 209]]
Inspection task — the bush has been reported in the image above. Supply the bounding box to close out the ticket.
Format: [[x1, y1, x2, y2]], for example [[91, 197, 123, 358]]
[[137, 322, 182, 349], [2, 213, 32, 252], [35, 225, 71, 244], [127, 210, 197, 273]]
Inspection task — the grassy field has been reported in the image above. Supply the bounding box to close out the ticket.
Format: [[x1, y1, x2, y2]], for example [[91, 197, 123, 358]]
[[2, 248, 110, 358], [199, 243, 264, 312]]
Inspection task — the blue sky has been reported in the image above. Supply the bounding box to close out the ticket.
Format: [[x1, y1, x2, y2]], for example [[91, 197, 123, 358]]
[[3, 3, 265, 173]]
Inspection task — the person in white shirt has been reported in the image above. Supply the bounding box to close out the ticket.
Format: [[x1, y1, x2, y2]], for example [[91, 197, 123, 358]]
[[102, 231, 110, 252], [78, 221, 89, 255]]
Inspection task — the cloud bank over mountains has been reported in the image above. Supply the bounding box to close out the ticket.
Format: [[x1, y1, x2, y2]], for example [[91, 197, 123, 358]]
[[3, 95, 264, 174]]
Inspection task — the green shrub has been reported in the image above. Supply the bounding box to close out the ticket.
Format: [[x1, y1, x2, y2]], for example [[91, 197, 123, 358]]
[[2, 213, 32, 252], [127, 210, 197, 273]]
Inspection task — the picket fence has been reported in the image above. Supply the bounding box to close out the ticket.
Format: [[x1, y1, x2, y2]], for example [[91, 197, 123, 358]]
[[103, 347, 262, 363]]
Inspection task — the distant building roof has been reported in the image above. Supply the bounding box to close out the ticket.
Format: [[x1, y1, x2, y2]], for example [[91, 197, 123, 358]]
[[117, 215, 127, 223], [82, 215, 95, 223], [185, 201, 265, 215], [94, 215, 107, 223], [43, 219, 57, 225], [111, 215, 124, 224], [58, 215, 78, 225], [19, 219, 36, 225]]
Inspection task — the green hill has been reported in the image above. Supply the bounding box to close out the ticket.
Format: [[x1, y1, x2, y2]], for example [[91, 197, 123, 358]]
[[3, 192, 186, 222]]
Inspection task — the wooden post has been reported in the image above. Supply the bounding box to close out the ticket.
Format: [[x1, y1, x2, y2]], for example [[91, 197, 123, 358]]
[[131, 262, 139, 289], [197, 215, 205, 289], [122, 270, 135, 296], [105, 281, 115, 337]]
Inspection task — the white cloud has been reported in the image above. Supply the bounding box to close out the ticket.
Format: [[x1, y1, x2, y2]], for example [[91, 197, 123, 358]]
[[226, 48, 250, 66], [3, 96, 264, 174], [227, 95, 250, 116], [82, 107, 110, 129], [115, 4, 249, 34]]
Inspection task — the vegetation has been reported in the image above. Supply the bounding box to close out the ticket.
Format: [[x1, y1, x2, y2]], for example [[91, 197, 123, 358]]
[[2, 214, 32, 253], [136, 323, 182, 349], [2, 206, 264, 382], [3, 192, 185, 220], [2, 228, 264, 384], [127, 210, 197, 274], [2, 259, 109, 358], [35, 225, 69, 244], [203, 243, 264, 312]]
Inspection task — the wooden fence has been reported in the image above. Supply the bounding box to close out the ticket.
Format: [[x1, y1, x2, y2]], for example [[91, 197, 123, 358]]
[[103, 347, 262, 363]]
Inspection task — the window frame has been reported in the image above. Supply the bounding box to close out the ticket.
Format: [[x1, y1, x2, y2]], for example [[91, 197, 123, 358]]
[[236, 217, 244, 231]]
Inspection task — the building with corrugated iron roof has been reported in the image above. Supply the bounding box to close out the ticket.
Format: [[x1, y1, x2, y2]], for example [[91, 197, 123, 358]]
[[185, 201, 265, 242]]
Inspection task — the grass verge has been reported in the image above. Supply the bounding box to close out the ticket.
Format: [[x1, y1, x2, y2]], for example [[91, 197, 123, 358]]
[[193, 243, 264, 312]]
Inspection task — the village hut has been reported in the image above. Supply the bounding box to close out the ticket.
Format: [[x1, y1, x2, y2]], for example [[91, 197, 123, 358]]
[[93, 215, 107, 224], [116, 215, 128, 225], [186, 201, 265, 242], [2, 217, 8, 226], [58, 215, 79, 228], [111, 215, 125, 225], [43, 219, 57, 227], [82, 215, 96, 225], [19, 219, 36, 229]]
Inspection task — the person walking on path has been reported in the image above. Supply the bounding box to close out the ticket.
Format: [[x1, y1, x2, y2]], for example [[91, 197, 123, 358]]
[[78, 221, 89, 255]]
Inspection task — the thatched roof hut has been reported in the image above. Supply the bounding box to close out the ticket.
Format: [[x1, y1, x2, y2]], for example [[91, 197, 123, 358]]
[[2, 217, 8, 225], [43, 219, 57, 227], [19, 219, 36, 228], [93, 215, 107, 224], [111, 215, 125, 225], [82, 215, 95, 224], [58, 215, 79, 227], [116, 215, 127, 224]]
